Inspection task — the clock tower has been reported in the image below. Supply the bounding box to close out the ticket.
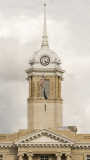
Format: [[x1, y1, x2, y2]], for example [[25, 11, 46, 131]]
[[25, 4, 65, 130]]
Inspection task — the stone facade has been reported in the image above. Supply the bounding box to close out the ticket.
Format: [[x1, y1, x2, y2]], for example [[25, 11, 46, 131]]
[[27, 76, 63, 130], [28, 102, 62, 129], [0, 129, 90, 160]]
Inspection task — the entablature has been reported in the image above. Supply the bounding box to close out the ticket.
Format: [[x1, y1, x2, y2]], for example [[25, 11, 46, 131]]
[[25, 68, 65, 81]]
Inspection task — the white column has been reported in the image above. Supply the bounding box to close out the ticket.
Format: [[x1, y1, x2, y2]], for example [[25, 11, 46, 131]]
[[67, 155, 71, 160], [57, 155, 61, 160], [28, 155, 33, 160], [19, 155, 23, 160]]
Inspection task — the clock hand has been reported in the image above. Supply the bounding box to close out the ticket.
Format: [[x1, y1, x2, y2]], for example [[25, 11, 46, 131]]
[[44, 60, 47, 63]]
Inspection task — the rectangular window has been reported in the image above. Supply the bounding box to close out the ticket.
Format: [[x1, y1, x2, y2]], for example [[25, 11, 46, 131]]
[[87, 155, 90, 160], [0, 155, 3, 160], [41, 156, 49, 160], [41, 80, 49, 98]]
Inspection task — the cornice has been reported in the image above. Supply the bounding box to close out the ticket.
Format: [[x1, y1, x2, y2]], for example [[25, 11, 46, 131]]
[[25, 68, 65, 74], [27, 97, 63, 103], [0, 143, 14, 148], [16, 143, 73, 148], [74, 142, 90, 148], [0, 141, 90, 149], [26, 67, 65, 71]]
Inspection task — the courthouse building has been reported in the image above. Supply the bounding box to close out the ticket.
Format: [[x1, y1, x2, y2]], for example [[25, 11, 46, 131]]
[[0, 4, 90, 160]]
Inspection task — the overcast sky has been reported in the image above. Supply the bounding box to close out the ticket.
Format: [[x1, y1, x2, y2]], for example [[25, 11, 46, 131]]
[[0, 0, 90, 134]]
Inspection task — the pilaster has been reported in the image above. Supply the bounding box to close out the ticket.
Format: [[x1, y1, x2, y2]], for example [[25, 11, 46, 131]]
[[33, 76, 35, 97], [29, 77, 31, 97], [53, 76, 55, 97], [34, 76, 37, 97], [50, 77, 52, 98], [58, 77, 61, 98], [37, 76, 40, 98], [55, 76, 58, 98]]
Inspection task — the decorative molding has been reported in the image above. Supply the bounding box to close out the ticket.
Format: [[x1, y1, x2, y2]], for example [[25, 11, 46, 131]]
[[15, 143, 73, 147], [14, 129, 75, 148], [55, 152, 62, 157], [27, 152, 33, 157], [0, 143, 14, 148], [17, 153, 24, 156], [0, 136, 90, 149], [26, 68, 65, 74], [25, 68, 65, 81], [74, 143, 90, 148]]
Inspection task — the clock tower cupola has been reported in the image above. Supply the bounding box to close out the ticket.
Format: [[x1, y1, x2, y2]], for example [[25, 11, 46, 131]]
[[25, 4, 65, 130]]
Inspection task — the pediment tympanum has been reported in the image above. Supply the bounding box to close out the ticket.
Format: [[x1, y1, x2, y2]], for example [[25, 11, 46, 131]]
[[14, 129, 75, 147]]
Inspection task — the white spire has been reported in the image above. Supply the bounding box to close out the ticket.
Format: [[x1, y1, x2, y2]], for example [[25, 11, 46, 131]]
[[41, 4, 49, 50]]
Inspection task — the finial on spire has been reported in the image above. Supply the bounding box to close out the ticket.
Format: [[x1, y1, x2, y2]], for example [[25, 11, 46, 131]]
[[41, 4, 49, 50]]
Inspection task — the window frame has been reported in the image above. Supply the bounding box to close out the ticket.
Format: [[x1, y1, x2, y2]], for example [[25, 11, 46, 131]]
[[87, 155, 90, 160], [40, 155, 49, 160]]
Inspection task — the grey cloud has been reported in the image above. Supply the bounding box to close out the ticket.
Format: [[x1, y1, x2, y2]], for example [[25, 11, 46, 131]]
[[0, 0, 90, 133], [0, 37, 36, 133]]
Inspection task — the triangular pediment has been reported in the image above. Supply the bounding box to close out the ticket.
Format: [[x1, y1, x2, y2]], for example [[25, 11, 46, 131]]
[[14, 129, 75, 147], [30, 135, 60, 143]]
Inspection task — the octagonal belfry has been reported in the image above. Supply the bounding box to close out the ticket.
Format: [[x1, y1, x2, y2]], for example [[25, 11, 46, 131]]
[[25, 4, 65, 130]]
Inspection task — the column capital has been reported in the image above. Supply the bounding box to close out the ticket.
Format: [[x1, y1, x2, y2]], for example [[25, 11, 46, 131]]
[[65, 153, 71, 160], [17, 154, 24, 160], [65, 153, 71, 157], [17, 153, 24, 157], [56, 152, 62, 157], [56, 153, 62, 160], [27, 152, 33, 157], [27, 154, 33, 160]]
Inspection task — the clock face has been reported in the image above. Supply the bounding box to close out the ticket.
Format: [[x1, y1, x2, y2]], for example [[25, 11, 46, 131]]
[[40, 56, 50, 66]]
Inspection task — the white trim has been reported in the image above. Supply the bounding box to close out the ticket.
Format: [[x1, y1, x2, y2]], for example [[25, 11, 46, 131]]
[[74, 143, 90, 148], [14, 129, 75, 147], [0, 143, 13, 148], [0, 141, 90, 149], [16, 143, 73, 147]]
